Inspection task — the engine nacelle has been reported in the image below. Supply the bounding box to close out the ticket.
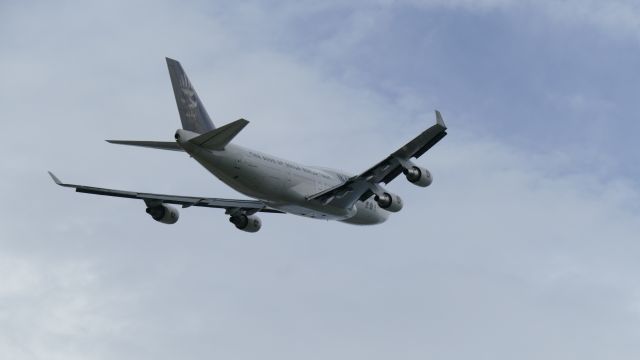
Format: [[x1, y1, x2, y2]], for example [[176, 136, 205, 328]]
[[229, 214, 262, 233], [403, 166, 432, 187], [374, 192, 403, 213], [146, 204, 179, 224]]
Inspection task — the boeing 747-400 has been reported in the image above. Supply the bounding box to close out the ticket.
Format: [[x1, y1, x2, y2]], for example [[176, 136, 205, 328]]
[[50, 58, 448, 232]]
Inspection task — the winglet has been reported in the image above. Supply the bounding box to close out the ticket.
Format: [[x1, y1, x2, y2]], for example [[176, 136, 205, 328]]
[[48, 171, 63, 185], [435, 110, 447, 129]]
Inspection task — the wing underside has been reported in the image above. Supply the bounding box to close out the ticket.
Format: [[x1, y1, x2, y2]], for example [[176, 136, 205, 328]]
[[48, 172, 283, 213]]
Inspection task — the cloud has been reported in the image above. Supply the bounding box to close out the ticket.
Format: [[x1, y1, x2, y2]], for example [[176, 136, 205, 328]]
[[0, 255, 128, 360], [1, 0, 639, 359], [380, 0, 640, 38], [537, 0, 640, 38]]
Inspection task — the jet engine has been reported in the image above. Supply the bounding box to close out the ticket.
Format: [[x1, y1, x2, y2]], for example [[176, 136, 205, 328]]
[[146, 204, 180, 224], [403, 166, 432, 187], [374, 192, 403, 212], [229, 214, 262, 233]]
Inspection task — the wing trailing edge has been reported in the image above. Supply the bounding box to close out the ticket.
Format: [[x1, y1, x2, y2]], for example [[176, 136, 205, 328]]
[[307, 110, 448, 208], [47, 171, 283, 213]]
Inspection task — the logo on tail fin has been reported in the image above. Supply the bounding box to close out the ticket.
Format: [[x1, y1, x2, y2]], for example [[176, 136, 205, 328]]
[[179, 74, 198, 109], [166, 57, 215, 133]]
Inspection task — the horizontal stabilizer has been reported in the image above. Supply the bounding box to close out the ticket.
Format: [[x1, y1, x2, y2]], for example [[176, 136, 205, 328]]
[[189, 118, 248, 150], [106, 140, 184, 152]]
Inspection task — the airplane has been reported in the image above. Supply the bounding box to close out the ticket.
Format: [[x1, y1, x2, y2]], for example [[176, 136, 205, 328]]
[[49, 58, 448, 233]]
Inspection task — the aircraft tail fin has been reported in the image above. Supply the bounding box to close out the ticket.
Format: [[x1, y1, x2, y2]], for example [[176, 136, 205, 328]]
[[189, 118, 249, 150], [166, 57, 215, 134]]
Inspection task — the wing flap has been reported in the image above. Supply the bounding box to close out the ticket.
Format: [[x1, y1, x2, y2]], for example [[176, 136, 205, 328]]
[[307, 110, 448, 207], [361, 110, 447, 184]]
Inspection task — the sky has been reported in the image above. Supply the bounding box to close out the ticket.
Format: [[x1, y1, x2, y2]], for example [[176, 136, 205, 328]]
[[1, 0, 640, 359]]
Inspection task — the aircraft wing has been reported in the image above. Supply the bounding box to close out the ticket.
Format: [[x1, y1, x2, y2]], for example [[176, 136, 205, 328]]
[[309, 111, 447, 208], [48, 172, 283, 214]]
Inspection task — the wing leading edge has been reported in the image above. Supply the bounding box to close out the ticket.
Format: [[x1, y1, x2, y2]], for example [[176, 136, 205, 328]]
[[48, 172, 283, 214], [308, 110, 447, 208]]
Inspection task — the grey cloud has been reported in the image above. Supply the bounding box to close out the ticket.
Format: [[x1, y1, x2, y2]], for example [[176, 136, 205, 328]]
[[1, 1, 640, 359]]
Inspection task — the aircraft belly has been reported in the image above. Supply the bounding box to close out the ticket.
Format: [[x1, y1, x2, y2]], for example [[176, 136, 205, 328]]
[[188, 147, 299, 203], [265, 201, 354, 221], [188, 148, 266, 199], [185, 145, 370, 222]]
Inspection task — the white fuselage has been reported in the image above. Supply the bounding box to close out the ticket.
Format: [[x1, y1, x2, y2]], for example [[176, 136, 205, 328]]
[[176, 130, 389, 225]]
